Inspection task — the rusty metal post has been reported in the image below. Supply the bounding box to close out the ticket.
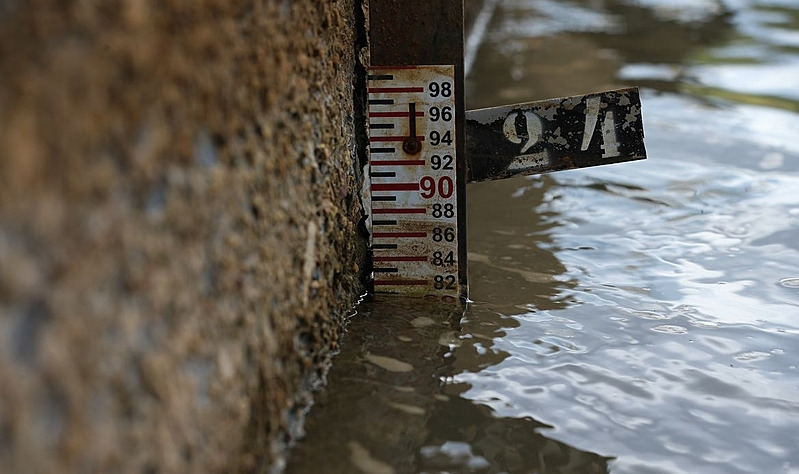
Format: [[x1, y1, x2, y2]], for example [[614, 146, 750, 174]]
[[369, 0, 468, 299]]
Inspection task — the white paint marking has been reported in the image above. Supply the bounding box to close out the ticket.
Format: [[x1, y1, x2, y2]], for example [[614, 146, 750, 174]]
[[506, 151, 550, 172], [581, 96, 601, 151], [503, 111, 543, 154], [582, 96, 620, 158], [601, 111, 620, 158]]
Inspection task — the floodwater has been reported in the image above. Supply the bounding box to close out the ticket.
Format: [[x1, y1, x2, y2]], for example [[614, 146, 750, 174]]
[[287, 1, 799, 473]]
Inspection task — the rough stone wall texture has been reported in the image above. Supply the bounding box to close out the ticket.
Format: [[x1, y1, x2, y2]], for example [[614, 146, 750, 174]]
[[0, 0, 366, 472]]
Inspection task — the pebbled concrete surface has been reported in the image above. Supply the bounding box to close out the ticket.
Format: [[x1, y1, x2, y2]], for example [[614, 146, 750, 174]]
[[0, 0, 367, 472]]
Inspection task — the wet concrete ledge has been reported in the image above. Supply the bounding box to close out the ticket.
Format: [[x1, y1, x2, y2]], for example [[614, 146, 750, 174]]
[[0, 1, 367, 472]]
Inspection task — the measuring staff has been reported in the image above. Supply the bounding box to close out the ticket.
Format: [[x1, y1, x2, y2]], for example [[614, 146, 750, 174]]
[[366, 0, 647, 301]]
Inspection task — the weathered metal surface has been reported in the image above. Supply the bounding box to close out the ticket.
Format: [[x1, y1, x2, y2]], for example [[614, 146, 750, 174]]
[[465, 88, 647, 182], [369, 0, 465, 69], [368, 0, 467, 300]]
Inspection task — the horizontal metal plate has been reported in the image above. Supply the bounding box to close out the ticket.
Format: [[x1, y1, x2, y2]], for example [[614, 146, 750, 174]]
[[466, 87, 646, 182]]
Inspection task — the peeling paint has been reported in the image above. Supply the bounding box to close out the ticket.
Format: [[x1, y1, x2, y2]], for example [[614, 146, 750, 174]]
[[466, 88, 646, 182]]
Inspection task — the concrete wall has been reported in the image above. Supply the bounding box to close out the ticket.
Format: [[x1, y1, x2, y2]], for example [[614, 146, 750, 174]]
[[0, 1, 367, 472]]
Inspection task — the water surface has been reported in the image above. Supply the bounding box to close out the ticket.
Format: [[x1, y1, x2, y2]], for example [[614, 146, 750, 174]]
[[289, 1, 799, 472]]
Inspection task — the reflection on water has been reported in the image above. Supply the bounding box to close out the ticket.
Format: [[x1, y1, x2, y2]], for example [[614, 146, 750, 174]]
[[289, 1, 799, 473], [287, 298, 609, 473]]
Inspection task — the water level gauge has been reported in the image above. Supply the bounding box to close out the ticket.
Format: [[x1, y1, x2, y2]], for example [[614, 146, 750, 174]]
[[368, 66, 461, 298], [365, 0, 646, 301]]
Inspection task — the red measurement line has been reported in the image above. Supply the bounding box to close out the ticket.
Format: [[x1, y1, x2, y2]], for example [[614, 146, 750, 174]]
[[374, 279, 428, 286], [374, 256, 427, 262], [371, 183, 419, 192], [372, 208, 426, 214], [370, 160, 425, 166], [369, 111, 424, 118], [369, 87, 424, 94], [370, 136, 424, 143], [373, 232, 427, 238]]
